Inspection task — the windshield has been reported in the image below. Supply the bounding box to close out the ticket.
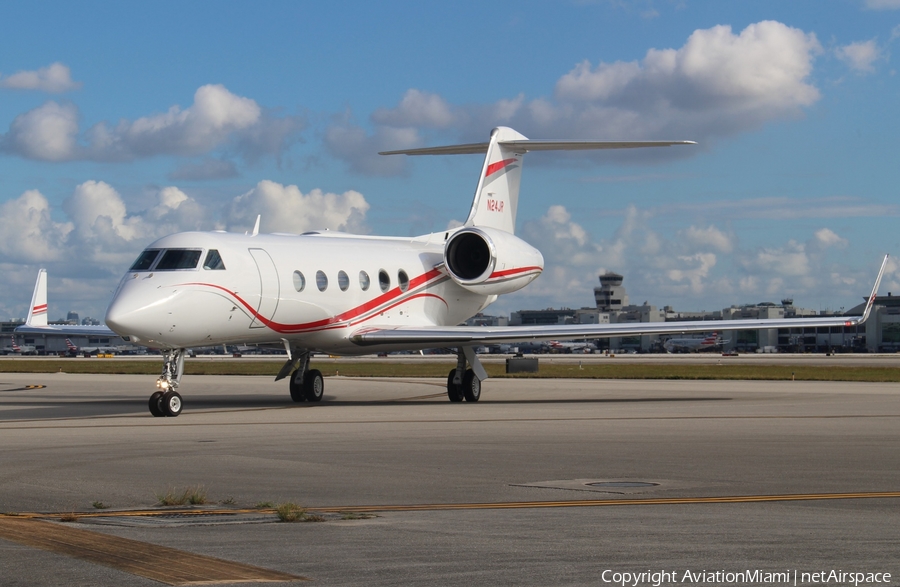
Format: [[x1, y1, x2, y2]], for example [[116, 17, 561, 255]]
[[203, 249, 226, 270], [155, 249, 202, 270], [130, 249, 161, 271]]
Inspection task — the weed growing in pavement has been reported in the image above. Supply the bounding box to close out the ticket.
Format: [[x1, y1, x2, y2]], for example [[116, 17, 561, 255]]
[[275, 503, 325, 522], [156, 485, 208, 506]]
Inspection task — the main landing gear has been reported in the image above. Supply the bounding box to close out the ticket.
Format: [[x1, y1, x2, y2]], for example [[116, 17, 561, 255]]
[[149, 348, 185, 417], [276, 346, 324, 403], [447, 346, 485, 402], [289, 367, 324, 402]]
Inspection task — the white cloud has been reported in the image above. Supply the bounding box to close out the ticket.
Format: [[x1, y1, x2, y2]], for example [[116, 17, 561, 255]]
[[227, 180, 370, 234], [835, 39, 881, 73], [740, 240, 812, 278], [522, 205, 602, 266], [495, 201, 866, 314], [0, 190, 72, 263], [552, 21, 821, 133], [60, 181, 206, 265], [812, 227, 848, 249], [372, 89, 455, 128], [1, 84, 305, 163], [736, 228, 849, 296], [0, 62, 81, 93], [324, 116, 421, 176], [86, 84, 261, 159], [665, 253, 717, 294], [2, 101, 79, 161], [329, 21, 823, 176], [682, 225, 733, 253]]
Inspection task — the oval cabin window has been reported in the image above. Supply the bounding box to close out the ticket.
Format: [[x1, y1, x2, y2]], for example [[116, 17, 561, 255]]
[[293, 271, 306, 292]]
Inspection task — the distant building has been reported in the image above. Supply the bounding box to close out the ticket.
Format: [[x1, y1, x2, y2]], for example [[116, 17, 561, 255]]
[[510, 308, 577, 325], [594, 272, 628, 312], [464, 313, 508, 327]]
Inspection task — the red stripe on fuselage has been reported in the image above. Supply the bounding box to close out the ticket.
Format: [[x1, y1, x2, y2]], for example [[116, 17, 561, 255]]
[[485, 158, 517, 177], [177, 268, 448, 334], [488, 266, 542, 280]]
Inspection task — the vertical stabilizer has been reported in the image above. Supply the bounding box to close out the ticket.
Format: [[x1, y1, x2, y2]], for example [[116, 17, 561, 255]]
[[464, 127, 527, 234], [27, 269, 48, 327]]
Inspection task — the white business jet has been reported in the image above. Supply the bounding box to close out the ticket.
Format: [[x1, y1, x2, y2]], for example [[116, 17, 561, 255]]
[[103, 127, 888, 417]]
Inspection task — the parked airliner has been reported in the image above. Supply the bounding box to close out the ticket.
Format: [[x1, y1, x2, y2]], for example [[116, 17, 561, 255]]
[[103, 126, 888, 417], [6, 336, 36, 355], [663, 332, 727, 353]]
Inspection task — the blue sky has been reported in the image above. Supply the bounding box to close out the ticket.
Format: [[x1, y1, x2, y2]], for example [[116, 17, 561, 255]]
[[1, 0, 899, 321]]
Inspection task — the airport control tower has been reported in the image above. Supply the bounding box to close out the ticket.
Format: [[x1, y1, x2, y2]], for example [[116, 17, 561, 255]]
[[594, 272, 629, 312]]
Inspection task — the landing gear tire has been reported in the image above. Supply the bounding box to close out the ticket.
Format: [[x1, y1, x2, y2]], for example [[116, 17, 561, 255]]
[[304, 369, 324, 402], [462, 369, 481, 402], [289, 370, 306, 402], [161, 390, 183, 417], [447, 369, 464, 402], [149, 391, 165, 417]]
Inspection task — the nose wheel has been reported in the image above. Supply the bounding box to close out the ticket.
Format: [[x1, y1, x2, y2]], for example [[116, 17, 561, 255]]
[[149, 389, 183, 417], [149, 349, 186, 417]]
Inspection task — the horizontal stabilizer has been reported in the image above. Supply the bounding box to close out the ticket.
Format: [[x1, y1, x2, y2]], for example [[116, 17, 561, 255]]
[[380, 140, 695, 156]]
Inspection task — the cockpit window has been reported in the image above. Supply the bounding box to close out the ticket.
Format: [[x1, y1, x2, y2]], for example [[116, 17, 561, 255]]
[[130, 249, 161, 271], [155, 249, 202, 270], [203, 249, 226, 270]]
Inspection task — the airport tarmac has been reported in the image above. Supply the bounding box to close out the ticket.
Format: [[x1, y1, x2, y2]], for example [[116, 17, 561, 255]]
[[1, 372, 898, 585]]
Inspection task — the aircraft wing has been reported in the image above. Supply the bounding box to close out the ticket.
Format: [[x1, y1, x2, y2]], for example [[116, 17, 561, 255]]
[[353, 255, 888, 347], [351, 315, 861, 346]]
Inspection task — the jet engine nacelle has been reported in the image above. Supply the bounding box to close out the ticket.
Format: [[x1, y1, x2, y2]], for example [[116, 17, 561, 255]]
[[443, 226, 544, 296]]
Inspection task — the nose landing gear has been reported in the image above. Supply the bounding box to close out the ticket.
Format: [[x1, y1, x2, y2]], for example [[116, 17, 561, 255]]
[[149, 349, 185, 417]]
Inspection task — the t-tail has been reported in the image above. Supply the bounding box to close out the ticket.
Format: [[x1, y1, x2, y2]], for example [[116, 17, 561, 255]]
[[380, 126, 695, 235], [26, 269, 48, 328], [464, 127, 527, 234]]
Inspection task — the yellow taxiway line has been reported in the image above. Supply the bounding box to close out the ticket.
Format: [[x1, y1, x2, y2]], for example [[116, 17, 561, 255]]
[[5, 491, 900, 520]]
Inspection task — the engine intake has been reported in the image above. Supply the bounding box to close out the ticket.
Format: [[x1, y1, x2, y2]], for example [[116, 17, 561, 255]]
[[445, 229, 495, 283], [443, 227, 543, 295]]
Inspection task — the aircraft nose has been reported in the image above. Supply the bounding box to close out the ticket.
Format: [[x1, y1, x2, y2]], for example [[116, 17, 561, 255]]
[[105, 285, 167, 343], [104, 295, 142, 339]]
